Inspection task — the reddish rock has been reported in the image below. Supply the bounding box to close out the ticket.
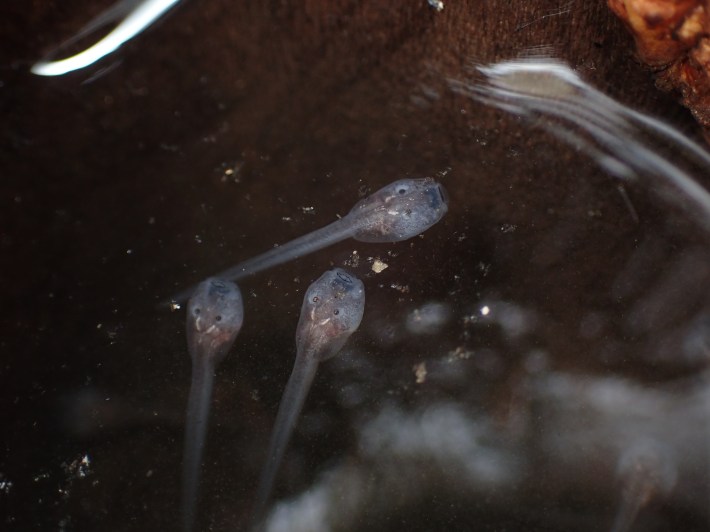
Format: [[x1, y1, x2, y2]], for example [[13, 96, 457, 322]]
[[608, 0, 710, 139]]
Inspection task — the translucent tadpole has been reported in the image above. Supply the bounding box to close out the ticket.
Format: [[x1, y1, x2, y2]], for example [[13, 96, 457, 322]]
[[182, 278, 244, 532], [251, 268, 365, 529], [167, 178, 448, 305], [610, 440, 677, 532]]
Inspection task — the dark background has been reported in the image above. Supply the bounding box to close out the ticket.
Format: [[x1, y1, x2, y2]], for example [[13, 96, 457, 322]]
[[1, 1, 708, 530]]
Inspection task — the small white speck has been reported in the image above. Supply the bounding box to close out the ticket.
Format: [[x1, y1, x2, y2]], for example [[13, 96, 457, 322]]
[[126, 249, 133, 255], [33, 472, 50, 482], [0, 478, 13, 494], [77, 455, 91, 478], [481, 305, 490, 316], [390, 283, 409, 293]]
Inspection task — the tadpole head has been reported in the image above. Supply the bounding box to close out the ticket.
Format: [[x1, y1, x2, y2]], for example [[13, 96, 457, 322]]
[[186, 278, 244, 362], [297, 268, 365, 360], [616, 439, 678, 501], [351, 177, 449, 243]]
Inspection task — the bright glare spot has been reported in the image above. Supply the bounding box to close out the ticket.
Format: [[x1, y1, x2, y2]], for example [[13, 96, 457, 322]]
[[31, 0, 180, 76], [481, 305, 490, 316]]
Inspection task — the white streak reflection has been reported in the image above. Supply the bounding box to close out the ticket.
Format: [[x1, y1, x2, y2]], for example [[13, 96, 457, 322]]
[[450, 57, 710, 232], [32, 0, 180, 76]]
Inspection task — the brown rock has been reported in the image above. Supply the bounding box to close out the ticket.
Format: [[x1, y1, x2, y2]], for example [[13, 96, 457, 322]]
[[608, 0, 710, 138]]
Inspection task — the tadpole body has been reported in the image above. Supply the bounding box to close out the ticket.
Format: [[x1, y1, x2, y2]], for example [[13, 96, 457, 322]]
[[252, 268, 365, 525], [182, 279, 244, 532], [168, 178, 447, 304]]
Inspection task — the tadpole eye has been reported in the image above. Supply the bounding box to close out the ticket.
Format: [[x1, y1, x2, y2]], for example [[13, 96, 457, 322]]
[[194, 308, 201, 316], [215, 315, 222, 322], [397, 187, 407, 195], [334, 309, 340, 315], [312, 296, 320, 303]]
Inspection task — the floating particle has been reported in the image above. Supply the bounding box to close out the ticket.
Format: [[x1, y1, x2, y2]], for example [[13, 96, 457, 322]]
[[371, 259, 388, 273], [447, 346, 474, 361], [406, 302, 451, 335], [413, 362, 428, 384], [390, 283, 410, 294], [344, 250, 360, 268], [222, 161, 244, 183], [0, 475, 13, 494]]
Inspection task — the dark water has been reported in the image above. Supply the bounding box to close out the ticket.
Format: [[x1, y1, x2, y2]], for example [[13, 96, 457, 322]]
[[2, 1, 709, 530]]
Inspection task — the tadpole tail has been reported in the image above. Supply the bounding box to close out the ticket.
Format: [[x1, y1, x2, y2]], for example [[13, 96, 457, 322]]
[[609, 467, 656, 532], [609, 494, 643, 532], [181, 358, 215, 532], [165, 216, 360, 306], [251, 353, 319, 529]]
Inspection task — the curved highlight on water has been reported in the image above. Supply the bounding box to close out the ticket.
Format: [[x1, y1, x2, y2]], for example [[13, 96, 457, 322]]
[[449, 56, 710, 233]]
